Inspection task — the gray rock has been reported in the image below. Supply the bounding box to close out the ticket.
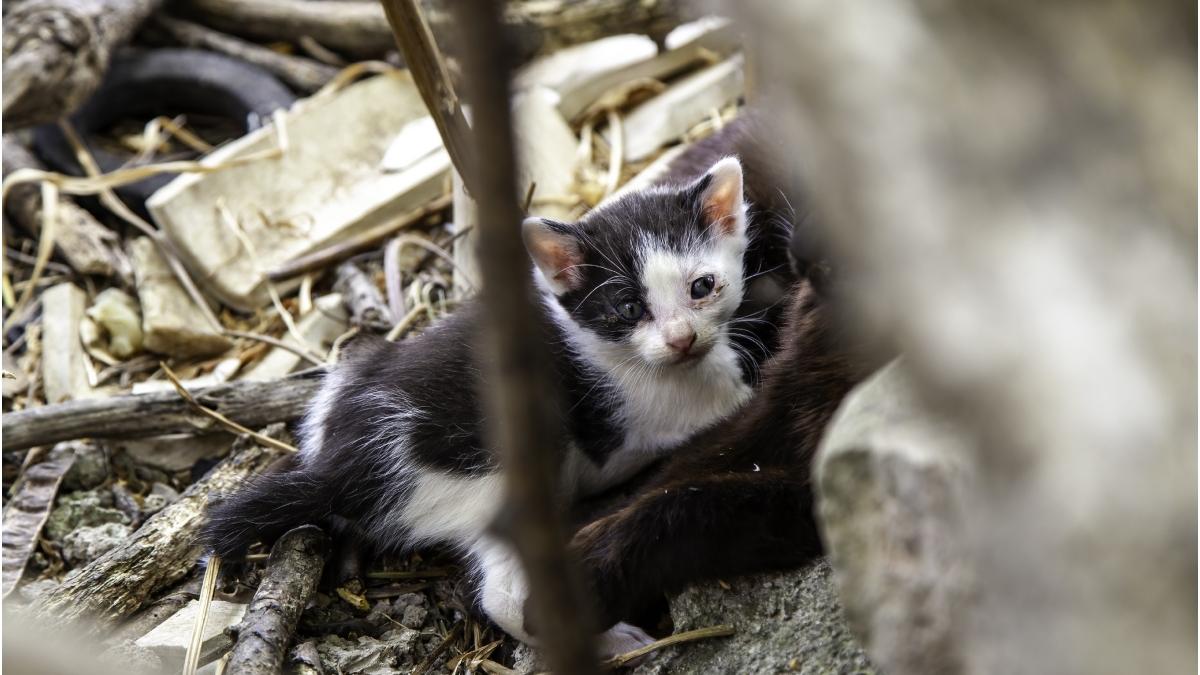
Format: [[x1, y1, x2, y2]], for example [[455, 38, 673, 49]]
[[45, 489, 130, 540], [62, 522, 132, 566], [135, 599, 246, 671], [16, 578, 60, 604], [399, 604, 427, 629], [99, 640, 163, 675], [142, 482, 181, 516], [632, 560, 875, 675], [118, 433, 233, 473], [313, 628, 420, 675], [815, 360, 975, 675], [49, 440, 109, 490]]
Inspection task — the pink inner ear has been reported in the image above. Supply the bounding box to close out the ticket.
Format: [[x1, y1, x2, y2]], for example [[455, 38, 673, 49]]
[[703, 181, 741, 236], [532, 236, 582, 288]]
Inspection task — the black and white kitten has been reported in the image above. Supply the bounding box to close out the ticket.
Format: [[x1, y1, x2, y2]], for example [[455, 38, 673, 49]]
[[202, 151, 791, 654]]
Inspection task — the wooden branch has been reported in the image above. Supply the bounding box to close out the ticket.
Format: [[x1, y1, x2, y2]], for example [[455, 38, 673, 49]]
[[227, 525, 328, 674], [3, 0, 164, 129], [334, 262, 394, 331], [2, 369, 324, 451], [1, 453, 74, 598], [449, 1, 599, 672], [150, 15, 339, 93], [29, 427, 292, 632], [176, 0, 682, 66], [379, 0, 476, 195], [2, 135, 131, 281], [266, 192, 451, 282]]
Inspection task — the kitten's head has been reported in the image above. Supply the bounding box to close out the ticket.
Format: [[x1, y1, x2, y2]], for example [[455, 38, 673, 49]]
[[524, 157, 748, 369]]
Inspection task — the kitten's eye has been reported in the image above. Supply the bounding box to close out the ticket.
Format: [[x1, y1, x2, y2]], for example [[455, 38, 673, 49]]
[[615, 299, 645, 322], [690, 275, 716, 299]]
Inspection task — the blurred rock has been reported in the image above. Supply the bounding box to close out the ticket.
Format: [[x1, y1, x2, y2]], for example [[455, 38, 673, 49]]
[[45, 489, 129, 541], [631, 560, 874, 675], [99, 640, 162, 675], [16, 578, 61, 604], [136, 599, 246, 670], [85, 288, 144, 360], [816, 360, 975, 675], [399, 604, 427, 630], [62, 522, 132, 566], [142, 482, 181, 516]]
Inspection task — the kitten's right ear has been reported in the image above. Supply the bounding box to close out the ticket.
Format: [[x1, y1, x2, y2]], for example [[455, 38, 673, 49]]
[[522, 217, 584, 294]]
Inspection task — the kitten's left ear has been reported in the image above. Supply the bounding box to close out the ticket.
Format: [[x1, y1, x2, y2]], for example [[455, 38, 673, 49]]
[[697, 156, 746, 237]]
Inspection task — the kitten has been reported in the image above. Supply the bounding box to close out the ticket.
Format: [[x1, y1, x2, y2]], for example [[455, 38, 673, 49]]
[[543, 278, 883, 636], [202, 147, 794, 654]]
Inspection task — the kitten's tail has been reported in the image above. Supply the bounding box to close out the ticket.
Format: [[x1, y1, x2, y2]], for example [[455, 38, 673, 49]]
[[200, 461, 331, 559]]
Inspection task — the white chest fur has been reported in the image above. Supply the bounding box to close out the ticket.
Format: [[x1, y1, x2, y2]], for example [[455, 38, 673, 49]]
[[568, 341, 752, 495]]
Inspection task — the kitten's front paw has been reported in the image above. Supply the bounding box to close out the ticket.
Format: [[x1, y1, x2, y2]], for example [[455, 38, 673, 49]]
[[598, 621, 655, 664]]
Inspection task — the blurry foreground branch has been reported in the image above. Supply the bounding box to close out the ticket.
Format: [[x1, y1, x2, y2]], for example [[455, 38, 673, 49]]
[[449, 1, 601, 672]]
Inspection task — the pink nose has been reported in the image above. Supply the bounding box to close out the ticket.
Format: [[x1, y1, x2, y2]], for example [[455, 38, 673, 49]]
[[666, 332, 697, 354]]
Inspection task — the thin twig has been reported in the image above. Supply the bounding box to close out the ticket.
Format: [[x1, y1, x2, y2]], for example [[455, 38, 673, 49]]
[[605, 624, 736, 668], [4, 181, 58, 330], [222, 330, 326, 366], [160, 363, 299, 453], [182, 555, 222, 675]]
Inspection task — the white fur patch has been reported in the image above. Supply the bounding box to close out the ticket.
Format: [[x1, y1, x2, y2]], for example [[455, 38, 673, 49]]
[[472, 536, 533, 642], [296, 368, 343, 464], [397, 471, 504, 548]]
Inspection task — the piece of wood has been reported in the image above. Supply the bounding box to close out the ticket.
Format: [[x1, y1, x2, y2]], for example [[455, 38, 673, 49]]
[[150, 15, 339, 93], [266, 192, 451, 282], [450, 1, 600, 672], [2, 135, 131, 281], [177, 0, 682, 63], [130, 237, 232, 359], [3, 0, 165, 129], [379, 0, 476, 195], [334, 263, 393, 331], [2, 368, 323, 451], [226, 525, 328, 675], [450, 170, 480, 299], [1, 453, 75, 598], [40, 283, 95, 404], [136, 599, 247, 670], [29, 427, 290, 632]]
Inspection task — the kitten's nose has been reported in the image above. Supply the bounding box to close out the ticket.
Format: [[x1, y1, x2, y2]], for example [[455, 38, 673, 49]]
[[666, 331, 697, 354]]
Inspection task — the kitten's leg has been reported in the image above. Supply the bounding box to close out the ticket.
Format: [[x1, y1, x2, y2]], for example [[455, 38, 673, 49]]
[[471, 536, 655, 657]]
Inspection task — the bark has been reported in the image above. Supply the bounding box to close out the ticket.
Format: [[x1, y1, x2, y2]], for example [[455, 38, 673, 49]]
[[226, 525, 328, 675], [334, 262, 394, 331], [1, 454, 75, 598], [2, 368, 323, 451], [29, 427, 291, 632], [450, 1, 600, 673], [2, 135, 132, 282], [177, 0, 681, 61], [3, 0, 165, 129], [149, 15, 339, 93]]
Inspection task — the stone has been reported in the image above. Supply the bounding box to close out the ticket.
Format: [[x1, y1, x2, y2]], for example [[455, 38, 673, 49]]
[[312, 628, 420, 675], [815, 361, 975, 675], [129, 237, 232, 359], [40, 282, 94, 404], [142, 482, 181, 516], [117, 433, 234, 473], [85, 287, 144, 359], [631, 561, 875, 675], [16, 578, 60, 604], [45, 489, 129, 541], [62, 522, 132, 566], [135, 599, 247, 670], [147, 71, 451, 312], [399, 604, 427, 630], [50, 440, 109, 491]]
